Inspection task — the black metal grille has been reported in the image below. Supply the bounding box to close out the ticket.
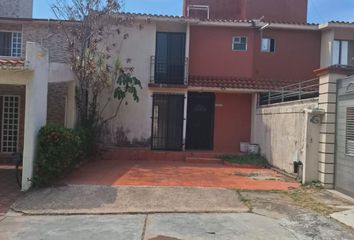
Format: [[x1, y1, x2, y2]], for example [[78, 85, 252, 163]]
[[152, 56, 188, 85], [259, 78, 319, 106], [151, 94, 184, 151]]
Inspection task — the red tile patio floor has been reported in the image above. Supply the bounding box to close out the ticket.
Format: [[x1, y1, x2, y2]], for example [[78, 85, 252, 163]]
[[64, 160, 300, 191], [0, 165, 21, 215]]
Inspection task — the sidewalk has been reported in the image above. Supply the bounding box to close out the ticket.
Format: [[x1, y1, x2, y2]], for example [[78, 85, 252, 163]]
[[4, 186, 354, 240]]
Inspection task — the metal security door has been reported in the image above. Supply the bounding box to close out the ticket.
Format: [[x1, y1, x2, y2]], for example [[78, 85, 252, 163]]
[[186, 92, 215, 150], [336, 76, 354, 197], [151, 94, 184, 151]]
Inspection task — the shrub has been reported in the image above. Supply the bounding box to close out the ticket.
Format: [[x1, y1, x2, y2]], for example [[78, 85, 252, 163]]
[[32, 125, 83, 187], [75, 126, 97, 158]]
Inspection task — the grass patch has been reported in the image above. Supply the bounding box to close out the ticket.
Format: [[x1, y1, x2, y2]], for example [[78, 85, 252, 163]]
[[221, 154, 268, 167], [237, 191, 253, 211], [286, 183, 335, 215]]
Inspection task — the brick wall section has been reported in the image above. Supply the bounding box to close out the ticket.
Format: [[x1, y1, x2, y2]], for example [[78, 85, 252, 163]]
[[0, 21, 70, 63], [0, 23, 22, 32], [22, 22, 70, 63], [0, 0, 33, 18], [47, 82, 68, 126]]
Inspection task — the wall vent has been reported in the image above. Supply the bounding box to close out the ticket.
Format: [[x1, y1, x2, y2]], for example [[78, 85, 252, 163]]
[[346, 107, 354, 156]]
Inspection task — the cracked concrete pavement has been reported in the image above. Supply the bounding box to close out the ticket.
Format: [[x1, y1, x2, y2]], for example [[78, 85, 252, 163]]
[[2, 185, 354, 239], [11, 185, 248, 214], [1, 211, 354, 240]]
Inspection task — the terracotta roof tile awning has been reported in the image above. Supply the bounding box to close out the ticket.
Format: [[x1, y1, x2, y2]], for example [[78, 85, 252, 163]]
[[188, 75, 293, 91], [0, 59, 26, 70]]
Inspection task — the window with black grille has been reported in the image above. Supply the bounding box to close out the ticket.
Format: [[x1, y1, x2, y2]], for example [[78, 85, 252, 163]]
[[0, 32, 22, 57]]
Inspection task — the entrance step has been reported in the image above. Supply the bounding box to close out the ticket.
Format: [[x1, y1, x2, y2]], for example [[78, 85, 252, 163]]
[[185, 157, 223, 164], [99, 147, 237, 162]]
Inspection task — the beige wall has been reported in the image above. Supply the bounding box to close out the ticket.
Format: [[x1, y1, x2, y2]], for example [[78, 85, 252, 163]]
[[252, 98, 319, 174]]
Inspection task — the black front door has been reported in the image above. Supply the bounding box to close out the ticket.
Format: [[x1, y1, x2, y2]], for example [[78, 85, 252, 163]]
[[151, 94, 184, 151], [186, 92, 215, 150]]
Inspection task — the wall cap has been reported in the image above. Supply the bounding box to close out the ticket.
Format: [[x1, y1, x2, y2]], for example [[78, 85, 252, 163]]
[[314, 65, 354, 77]]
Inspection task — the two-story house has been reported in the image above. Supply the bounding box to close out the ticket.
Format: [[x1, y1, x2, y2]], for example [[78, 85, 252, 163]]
[[0, 0, 76, 189], [1, 0, 354, 191]]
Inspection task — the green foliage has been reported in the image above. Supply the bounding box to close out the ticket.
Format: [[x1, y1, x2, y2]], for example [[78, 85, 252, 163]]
[[221, 154, 268, 167], [114, 69, 142, 102], [76, 126, 97, 158], [32, 125, 83, 187], [53, 0, 142, 154]]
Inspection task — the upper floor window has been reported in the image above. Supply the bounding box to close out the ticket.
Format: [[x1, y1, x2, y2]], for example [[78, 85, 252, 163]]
[[154, 32, 186, 85], [261, 38, 275, 53], [0, 32, 22, 57], [232, 36, 247, 51], [332, 40, 354, 66]]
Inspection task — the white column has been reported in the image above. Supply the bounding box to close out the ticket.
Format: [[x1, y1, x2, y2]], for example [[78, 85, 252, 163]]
[[21, 42, 49, 190], [302, 109, 321, 183], [250, 93, 258, 143]]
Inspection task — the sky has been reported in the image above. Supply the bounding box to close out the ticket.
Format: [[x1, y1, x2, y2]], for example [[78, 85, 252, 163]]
[[33, 0, 354, 24]]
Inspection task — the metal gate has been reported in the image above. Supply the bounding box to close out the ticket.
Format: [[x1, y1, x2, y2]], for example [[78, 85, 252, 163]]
[[336, 76, 354, 197], [151, 94, 184, 151]]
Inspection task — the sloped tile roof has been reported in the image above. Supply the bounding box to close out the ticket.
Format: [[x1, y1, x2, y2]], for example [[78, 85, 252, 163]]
[[189, 75, 293, 90], [121, 12, 189, 20], [329, 20, 354, 24], [202, 18, 317, 26], [0, 59, 25, 69]]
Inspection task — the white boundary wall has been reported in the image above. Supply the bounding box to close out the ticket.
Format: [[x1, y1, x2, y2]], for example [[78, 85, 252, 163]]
[[252, 98, 320, 182]]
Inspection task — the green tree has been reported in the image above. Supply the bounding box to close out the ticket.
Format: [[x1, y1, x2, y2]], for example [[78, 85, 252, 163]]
[[52, 0, 142, 147]]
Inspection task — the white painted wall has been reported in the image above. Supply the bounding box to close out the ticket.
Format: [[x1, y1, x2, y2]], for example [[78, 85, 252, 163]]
[[252, 98, 319, 175], [48, 63, 75, 83], [99, 21, 157, 146], [302, 109, 321, 183], [320, 29, 335, 68]]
